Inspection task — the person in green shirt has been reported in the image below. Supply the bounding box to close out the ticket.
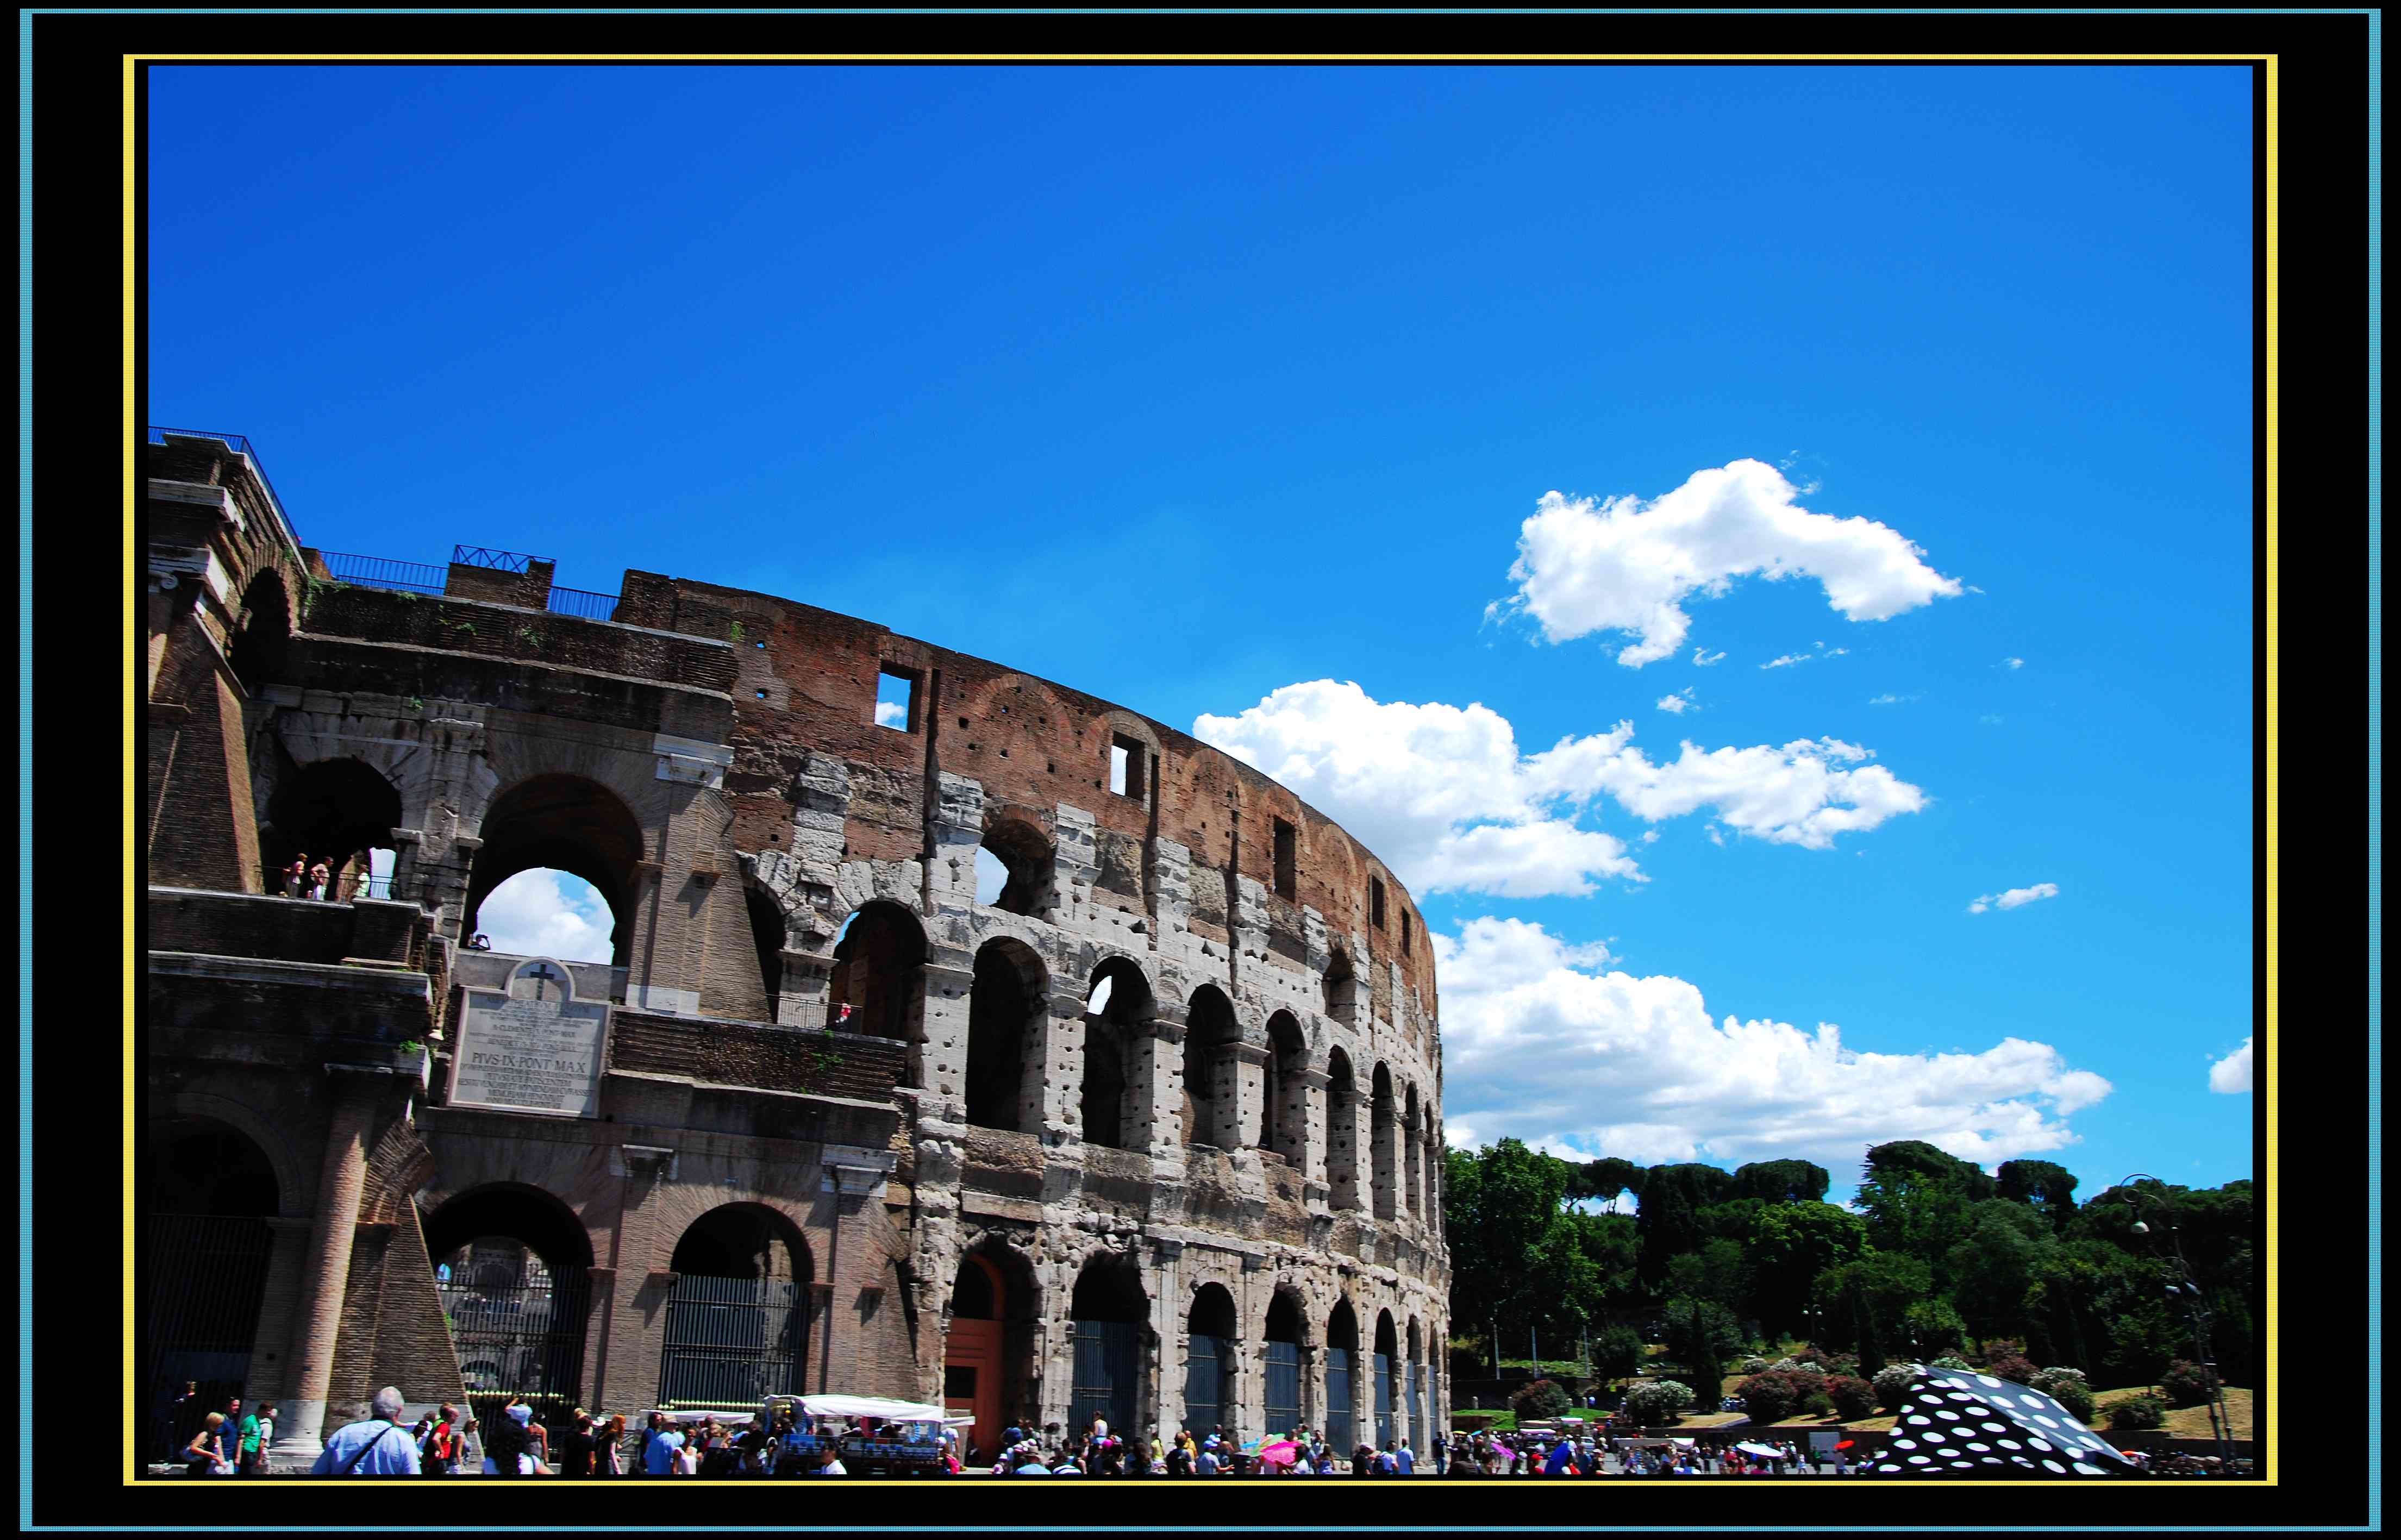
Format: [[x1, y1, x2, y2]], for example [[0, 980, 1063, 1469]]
[[237, 1401, 275, 1475]]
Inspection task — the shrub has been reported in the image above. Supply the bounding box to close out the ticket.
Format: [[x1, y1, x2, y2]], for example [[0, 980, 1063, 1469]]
[[2158, 1360, 2219, 1410], [1593, 1325, 1646, 1380], [1985, 1354, 2039, 1386], [2043, 1377, 2097, 1424], [1825, 1374, 1879, 1421], [1768, 1357, 1824, 1374], [1799, 1392, 1836, 1419], [2108, 1395, 2167, 1431], [1872, 1363, 1921, 1412], [1972, 1338, 2029, 1369], [1820, 1353, 1862, 1379], [1734, 1370, 1815, 1425], [1510, 1378, 1572, 1422], [1737, 1356, 1772, 1376], [2028, 1366, 2087, 1395], [1930, 1355, 1974, 1372], [1623, 1379, 1695, 1425], [1789, 1344, 1830, 1366]]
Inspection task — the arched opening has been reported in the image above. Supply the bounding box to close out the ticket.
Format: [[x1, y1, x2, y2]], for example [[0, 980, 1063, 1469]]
[[1181, 985, 1240, 1149], [1080, 959, 1153, 1151], [745, 885, 787, 1023], [1326, 1049, 1361, 1211], [1403, 1083, 1423, 1220], [966, 938, 1046, 1133], [1323, 947, 1361, 1027], [1263, 1289, 1308, 1436], [1373, 1310, 1399, 1449], [978, 816, 1054, 918], [829, 900, 928, 1068], [1406, 1317, 1427, 1454], [1371, 1063, 1398, 1220], [659, 1203, 813, 1408], [1068, 1255, 1150, 1438], [465, 774, 644, 971], [945, 1242, 1039, 1464], [1261, 1012, 1306, 1167], [260, 756, 402, 901], [423, 1184, 595, 1436], [228, 570, 292, 697], [1325, 1300, 1360, 1453], [142, 1117, 279, 1462], [1183, 1282, 1240, 1437]]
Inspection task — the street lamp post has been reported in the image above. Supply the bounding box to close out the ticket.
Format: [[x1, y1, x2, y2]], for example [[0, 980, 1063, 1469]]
[[2117, 1174, 2234, 1470]]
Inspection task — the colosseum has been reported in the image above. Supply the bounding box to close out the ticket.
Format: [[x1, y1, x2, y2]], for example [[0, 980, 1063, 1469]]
[[142, 429, 1451, 1469]]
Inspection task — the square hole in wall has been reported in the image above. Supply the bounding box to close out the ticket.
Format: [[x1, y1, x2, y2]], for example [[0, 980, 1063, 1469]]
[[1273, 818, 1297, 900], [1110, 735, 1147, 802], [875, 669, 917, 732], [1371, 875, 1387, 929]]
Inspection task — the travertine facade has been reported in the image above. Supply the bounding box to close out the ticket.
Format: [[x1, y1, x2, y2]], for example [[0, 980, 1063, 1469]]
[[142, 430, 1449, 1467]]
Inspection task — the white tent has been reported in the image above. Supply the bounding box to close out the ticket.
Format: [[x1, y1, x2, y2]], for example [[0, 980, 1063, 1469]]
[[794, 1394, 973, 1426]]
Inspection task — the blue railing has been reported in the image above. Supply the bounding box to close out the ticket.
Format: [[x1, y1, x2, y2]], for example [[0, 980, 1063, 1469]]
[[318, 551, 447, 595], [147, 427, 303, 555], [546, 585, 620, 622], [452, 544, 546, 572]]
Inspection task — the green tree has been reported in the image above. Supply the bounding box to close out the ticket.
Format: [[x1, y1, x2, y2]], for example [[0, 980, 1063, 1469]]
[[1856, 1141, 1993, 1289], [1733, 1158, 1831, 1204], [1994, 1158, 2080, 1233], [1747, 1202, 1867, 1342], [1946, 1201, 2053, 1349], [1811, 1250, 1931, 1355], [1636, 1163, 1734, 1290], [1592, 1324, 1645, 1380], [1666, 1295, 1738, 1406]]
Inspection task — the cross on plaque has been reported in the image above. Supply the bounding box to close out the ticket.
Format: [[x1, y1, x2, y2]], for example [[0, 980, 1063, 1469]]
[[524, 961, 569, 1001]]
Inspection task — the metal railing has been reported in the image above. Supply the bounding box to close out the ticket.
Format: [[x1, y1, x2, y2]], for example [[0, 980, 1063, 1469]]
[[147, 427, 303, 557], [317, 551, 448, 595], [452, 544, 546, 572], [545, 585, 619, 622]]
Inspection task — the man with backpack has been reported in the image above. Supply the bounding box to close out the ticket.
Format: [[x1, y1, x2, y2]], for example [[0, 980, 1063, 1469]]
[[416, 1405, 458, 1476], [311, 1388, 422, 1475]]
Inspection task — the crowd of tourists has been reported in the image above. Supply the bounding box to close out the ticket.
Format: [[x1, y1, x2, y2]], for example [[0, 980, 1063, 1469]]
[[274, 851, 372, 902]]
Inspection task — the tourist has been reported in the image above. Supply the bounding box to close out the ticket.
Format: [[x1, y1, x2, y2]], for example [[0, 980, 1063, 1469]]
[[817, 1443, 847, 1476], [312, 1388, 422, 1475], [234, 1400, 274, 1475], [308, 857, 331, 900], [456, 1417, 483, 1474], [558, 1411, 597, 1478], [184, 1412, 233, 1477], [484, 1402, 534, 1475], [352, 864, 375, 900], [1195, 1438, 1220, 1476], [284, 854, 308, 899], [416, 1404, 457, 1476], [1396, 1436, 1415, 1475]]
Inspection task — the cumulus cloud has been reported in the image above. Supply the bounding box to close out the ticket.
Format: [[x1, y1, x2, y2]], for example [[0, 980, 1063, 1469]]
[[1433, 917, 2112, 1170], [1656, 687, 1695, 715], [875, 699, 908, 727], [1194, 681, 1931, 895], [1491, 459, 1962, 667], [477, 868, 615, 962], [1969, 882, 2060, 915], [2208, 1037, 2253, 1094]]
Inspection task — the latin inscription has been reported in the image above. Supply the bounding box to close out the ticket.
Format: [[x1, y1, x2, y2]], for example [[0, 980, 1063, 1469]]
[[452, 984, 609, 1117]]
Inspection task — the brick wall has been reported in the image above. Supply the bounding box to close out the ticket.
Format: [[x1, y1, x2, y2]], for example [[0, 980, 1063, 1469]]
[[605, 1012, 908, 1101], [147, 888, 421, 965], [301, 585, 736, 696]]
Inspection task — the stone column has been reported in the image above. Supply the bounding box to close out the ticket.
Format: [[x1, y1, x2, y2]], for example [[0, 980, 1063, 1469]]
[[268, 1066, 387, 1460], [916, 957, 977, 1125], [1294, 1068, 1330, 1203], [1372, 1098, 1402, 1222], [1151, 1239, 1185, 1438], [1227, 1042, 1270, 1152], [1128, 1012, 1188, 1179], [1040, 986, 1088, 1142]]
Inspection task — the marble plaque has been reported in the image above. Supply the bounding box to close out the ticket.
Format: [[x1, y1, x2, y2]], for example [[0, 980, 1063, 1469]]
[[449, 956, 611, 1117]]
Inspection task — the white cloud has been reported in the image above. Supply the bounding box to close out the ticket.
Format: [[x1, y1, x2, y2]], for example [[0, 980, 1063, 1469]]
[[1761, 653, 1809, 670], [1639, 830, 1661, 844], [875, 699, 908, 727], [1969, 882, 2060, 915], [476, 868, 615, 962], [2003, 657, 2024, 669], [2208, 1037, 2253, 1094], [1492, 459, 1962, 667], [1692, 648, 1726, 667], [1433, 917, 2113, 1171], [1193, 682, 1931, 896], [1656, 687, 1695, 715]]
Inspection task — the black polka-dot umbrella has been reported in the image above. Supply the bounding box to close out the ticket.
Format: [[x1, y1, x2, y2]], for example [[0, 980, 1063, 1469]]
[[1862, 1367, 2141, 1477]]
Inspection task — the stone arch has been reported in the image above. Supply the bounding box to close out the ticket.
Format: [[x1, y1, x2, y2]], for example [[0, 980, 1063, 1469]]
[[1323, 946, 1361, 1028], [1371, 1062, 1398, 1220], [140, 1111, 283, 1460], [464, 773, 646, 970], [945, 1238, 1040, 1462], [966, 937, 1047, 1133], [1325, 1296, 1362, 1452], [1080, 956, 1154, 1151], [228, 568, 294, 696], [423, 1183, 596, 1422], [667, 1201, 815, 1284], [1181, 984, 1241, 1149], [149, 1090, 305, 1218], [658, 1203, 814, 1407], [1373, 1307, 1400, 1449], [829, 899, 928, 1078], [1405, 1314, 1428, 1453], [979, 813, 1054, 918], [1402, 1081, 1423, 1220], [1261, 1283, 1311, 1436], [1183, 1281, 1241, 1436], [259, 755, 404, 900], [1068, 1250, 1152, 1437], [1260, 1011, 1307, 1167], [1325, 1047, 1361, 1211]]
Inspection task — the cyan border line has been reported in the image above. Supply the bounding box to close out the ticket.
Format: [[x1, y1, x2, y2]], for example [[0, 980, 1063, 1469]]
[[18, 6, 35, 1538], [2361, 5, 2384, 1536]]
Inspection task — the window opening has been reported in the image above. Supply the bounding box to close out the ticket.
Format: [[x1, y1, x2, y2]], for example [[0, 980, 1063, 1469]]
[[1401, 912, 1412, 956], [1273, 819, 1297, 900], [876, 670, 916, 731], [1109, 735, 1146, 802], [1370, 876, 1387, 929]]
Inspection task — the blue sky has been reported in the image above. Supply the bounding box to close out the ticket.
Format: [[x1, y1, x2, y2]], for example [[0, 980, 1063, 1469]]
[[148, 64, 2257, 1201]]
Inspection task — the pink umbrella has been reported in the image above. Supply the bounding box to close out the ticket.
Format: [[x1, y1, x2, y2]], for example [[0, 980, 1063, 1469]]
[[1256, 1439, 1302, 1468]]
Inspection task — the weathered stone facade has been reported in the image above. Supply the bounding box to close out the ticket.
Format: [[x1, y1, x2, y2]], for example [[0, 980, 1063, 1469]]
[[142, 431, 1449, 1466]]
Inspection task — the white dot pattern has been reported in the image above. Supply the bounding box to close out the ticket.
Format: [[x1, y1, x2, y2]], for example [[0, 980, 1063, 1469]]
[[1856, 1367, 2141, 1478]]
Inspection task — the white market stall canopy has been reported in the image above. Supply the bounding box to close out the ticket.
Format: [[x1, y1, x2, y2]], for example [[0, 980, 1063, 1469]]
[[795, 1394, 973, 1426]]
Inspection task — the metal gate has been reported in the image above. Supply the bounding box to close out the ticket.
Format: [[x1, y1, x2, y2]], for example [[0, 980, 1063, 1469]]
[[1069, 1319, 1139, 1436], [143, 1215, 273, 1462], [656, 1274, 805, 1408], [1324, 1347, 1354, 1451], [440, 1267, 591, 1432], [1183, 1332, 1229, 1435], [1373, 1351, 1395, 1448], [1264, 1340, 1302, 1435]]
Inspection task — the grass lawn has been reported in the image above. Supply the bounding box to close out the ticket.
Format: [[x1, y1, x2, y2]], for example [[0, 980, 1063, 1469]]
[[2092, 1385, 2254, 1439]]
